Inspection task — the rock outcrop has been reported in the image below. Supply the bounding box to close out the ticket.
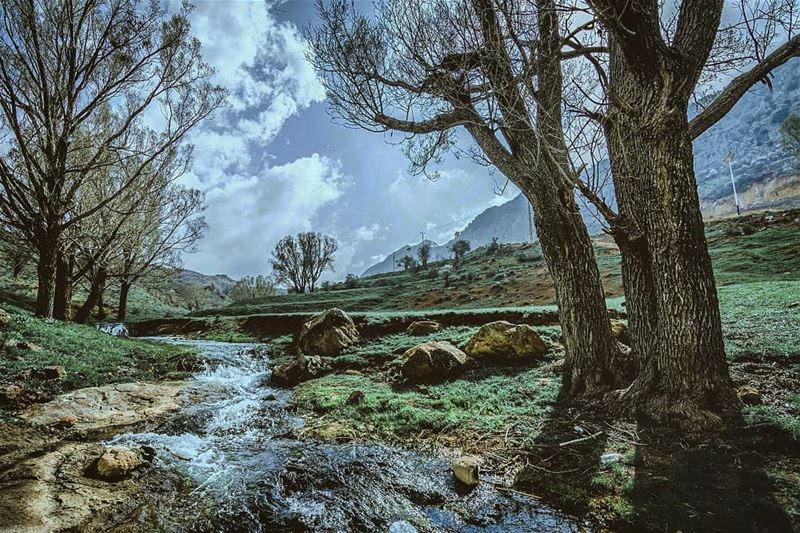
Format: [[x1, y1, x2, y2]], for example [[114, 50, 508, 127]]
[[21, 381, 186, 432], [400, 341, 469, 383], [406, 320, 442, 336], [271, 356, 330, 387], [610, 319, 632, 346], [464, 321, 547, 363], [298, 308, 360, 355]]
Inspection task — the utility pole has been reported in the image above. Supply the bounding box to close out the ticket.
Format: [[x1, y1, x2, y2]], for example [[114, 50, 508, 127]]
[[420, 231, 425, 244], [392, 251, 396, 272], [724, 151, 741, 216], [527, 201, 534, 243]]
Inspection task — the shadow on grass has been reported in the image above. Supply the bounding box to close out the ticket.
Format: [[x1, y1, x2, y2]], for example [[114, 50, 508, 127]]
[[629, 424, 797, 533], [515, 391, 798, 532]]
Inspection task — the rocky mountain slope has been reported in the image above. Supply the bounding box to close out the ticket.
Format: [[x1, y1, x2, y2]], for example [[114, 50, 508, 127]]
[[364, 61, 800, 276]]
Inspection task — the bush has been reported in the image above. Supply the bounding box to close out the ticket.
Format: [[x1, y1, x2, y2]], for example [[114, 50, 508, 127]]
[[344, 273, 359, 289]]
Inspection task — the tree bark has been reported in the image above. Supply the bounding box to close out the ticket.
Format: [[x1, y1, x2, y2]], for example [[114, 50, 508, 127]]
[[604, 40, 740, 429], [528, 0, 624, 396], [34, 231, 59, 318], [118, 280, 131, 321], [53, 253, 75, 321], [74, 268, 108, 324]]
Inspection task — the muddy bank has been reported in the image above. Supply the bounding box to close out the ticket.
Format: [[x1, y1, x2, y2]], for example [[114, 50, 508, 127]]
[[130, 307, 625, 339]]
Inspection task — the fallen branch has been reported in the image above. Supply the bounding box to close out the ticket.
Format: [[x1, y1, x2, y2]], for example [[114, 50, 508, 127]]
[[558, 431, 603, 447]]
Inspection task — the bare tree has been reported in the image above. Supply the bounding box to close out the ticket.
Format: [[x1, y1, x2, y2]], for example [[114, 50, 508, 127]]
[[309, 0, 623, 397], [399, 255, 419, 271], [111, 182, 207, 321], [449, 239, 471, 267], [271, 232, 338, 293], [0, 0, 224, 317], [230, 275, 278, 302], [577, 0, 800, 428], [417, 242, 432, 268]]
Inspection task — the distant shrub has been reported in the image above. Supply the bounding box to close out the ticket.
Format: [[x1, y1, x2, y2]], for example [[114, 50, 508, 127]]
[[344, 273, 360, 289], [427, 268, 439, 280], [487, 236, 500, 254]]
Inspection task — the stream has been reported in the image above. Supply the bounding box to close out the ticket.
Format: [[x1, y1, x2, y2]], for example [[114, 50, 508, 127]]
[[111, 338, 584, 532]]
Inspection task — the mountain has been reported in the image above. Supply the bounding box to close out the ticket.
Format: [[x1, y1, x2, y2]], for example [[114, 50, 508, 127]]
[[363, 62, 800, 277], [362, 240, 446, 277], [172, 269, 238, 295]]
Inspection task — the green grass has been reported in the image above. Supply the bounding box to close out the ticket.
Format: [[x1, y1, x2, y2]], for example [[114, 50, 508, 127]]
[[718, 280, 800, 362], [0, 304, 197, 390], [293, 365, 559, 444], [744, 393, 800, 441]]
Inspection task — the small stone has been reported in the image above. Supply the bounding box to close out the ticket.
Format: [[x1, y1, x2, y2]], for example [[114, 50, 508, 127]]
[[600, 452, 623, 464], [406, 320, 442, 336], [737, 385, 762, 405], [0, 384, 23, 404], [95, 446, 142, 480], [298, 308, 360, 355], [389, 520, 418, 533], [347, 390, 365, 405], [271, 355, 329, 387], [610, 319, 631, 345], [401, 341, 469, 384], [0, 308, 9, 329], [57, 415, 78, 427], [453, 456, 480, 487]]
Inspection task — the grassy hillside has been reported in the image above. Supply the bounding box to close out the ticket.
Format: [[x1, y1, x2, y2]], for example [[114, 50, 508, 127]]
[[0, 267, 234, 323], [192, 209, 800, 318], [0, 303, 197, 393]]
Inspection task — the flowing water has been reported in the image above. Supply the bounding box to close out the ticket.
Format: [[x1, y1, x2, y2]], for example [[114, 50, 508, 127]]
[[112, 338, 584, 532]]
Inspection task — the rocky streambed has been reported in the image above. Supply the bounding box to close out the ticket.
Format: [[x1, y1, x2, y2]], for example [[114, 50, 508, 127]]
[[0, 338, 584, 532]]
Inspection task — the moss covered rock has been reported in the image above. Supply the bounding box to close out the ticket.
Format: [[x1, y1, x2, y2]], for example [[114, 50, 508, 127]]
[[401, 341, 469, 383], [464, 321, 547, 363], [298, 308, 360, 356]]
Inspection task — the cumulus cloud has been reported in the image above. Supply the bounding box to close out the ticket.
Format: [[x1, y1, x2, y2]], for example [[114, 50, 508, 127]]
[[175, 1, 333, 275], [193, 154, 349, 276]]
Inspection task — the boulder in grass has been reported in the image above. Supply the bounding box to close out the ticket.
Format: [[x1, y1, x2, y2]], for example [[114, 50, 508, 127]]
[[406, 320, 442, 336], [400, 341, 469, 384], [271, 355, 330, 387], [464, 321, 547, 363], [298, 308, 360, 355]]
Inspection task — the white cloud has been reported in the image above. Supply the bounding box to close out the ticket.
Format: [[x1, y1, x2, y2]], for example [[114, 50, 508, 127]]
[[188, 154, 349, 277], [355, 223, 383, 241], [388, 168, 512, 244]]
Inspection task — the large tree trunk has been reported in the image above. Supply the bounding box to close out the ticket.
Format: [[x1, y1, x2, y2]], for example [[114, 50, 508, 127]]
[[74, 268, 108, 324], [605, 44, 739, 429], [34, 230, 59, 318], [522, 183, 625, 396], [118, 280, 131, 321], [53, 253, 75, 321], [526, 0, 624, 397]]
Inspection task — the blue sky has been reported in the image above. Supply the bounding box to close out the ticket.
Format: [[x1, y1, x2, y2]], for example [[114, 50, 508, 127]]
[[176, 0, 515, 279]]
